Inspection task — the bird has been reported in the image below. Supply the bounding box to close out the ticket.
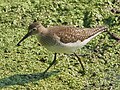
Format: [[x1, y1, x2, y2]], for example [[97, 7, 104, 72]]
[[17, 21, 107, 74]]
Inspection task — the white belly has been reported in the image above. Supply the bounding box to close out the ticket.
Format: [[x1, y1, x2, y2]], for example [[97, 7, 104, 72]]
[[43, 40, 84, 54]]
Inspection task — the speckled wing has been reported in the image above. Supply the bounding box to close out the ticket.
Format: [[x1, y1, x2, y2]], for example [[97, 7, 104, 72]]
[[48, 26, 107, 43]]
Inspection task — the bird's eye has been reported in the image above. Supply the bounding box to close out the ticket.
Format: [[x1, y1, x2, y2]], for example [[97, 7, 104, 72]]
[[33, 28, 36, 31]]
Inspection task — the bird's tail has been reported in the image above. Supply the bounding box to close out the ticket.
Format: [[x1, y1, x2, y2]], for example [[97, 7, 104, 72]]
[[95, 26, 108, 32]]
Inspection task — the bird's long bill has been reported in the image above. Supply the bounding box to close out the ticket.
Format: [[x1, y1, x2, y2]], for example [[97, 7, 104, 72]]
[[17, 31, 32, 46]]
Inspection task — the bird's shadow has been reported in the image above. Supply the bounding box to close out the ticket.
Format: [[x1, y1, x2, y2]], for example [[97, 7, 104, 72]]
[[0, 71, 59, 88]]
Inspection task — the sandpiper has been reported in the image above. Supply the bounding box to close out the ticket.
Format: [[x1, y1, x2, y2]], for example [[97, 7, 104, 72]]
[[17, 21, 107, 74]]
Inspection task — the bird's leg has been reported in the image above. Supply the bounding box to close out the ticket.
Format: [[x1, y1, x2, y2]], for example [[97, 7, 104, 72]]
[[74, 53, 85, 73], [43, 53, 57, 74]]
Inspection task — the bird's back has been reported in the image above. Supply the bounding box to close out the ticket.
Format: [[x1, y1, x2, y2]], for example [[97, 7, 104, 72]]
[[48, 26, 107, 43]]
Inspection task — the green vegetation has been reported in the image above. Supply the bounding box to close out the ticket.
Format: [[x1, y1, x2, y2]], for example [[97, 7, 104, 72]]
[[0, 0, 120, 89]]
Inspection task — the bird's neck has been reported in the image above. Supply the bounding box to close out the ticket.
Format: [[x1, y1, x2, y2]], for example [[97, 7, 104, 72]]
[[38, 26, 49, 35]]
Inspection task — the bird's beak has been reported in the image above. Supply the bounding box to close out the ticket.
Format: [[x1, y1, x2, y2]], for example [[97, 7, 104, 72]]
[[17, 31, 32, 46]]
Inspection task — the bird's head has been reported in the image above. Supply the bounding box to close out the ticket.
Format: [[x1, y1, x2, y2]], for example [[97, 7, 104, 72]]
[[17, 21, 45, 46]]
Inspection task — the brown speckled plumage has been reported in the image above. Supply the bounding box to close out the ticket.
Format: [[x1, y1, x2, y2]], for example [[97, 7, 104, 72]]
[[48, 26, 106, 43]]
